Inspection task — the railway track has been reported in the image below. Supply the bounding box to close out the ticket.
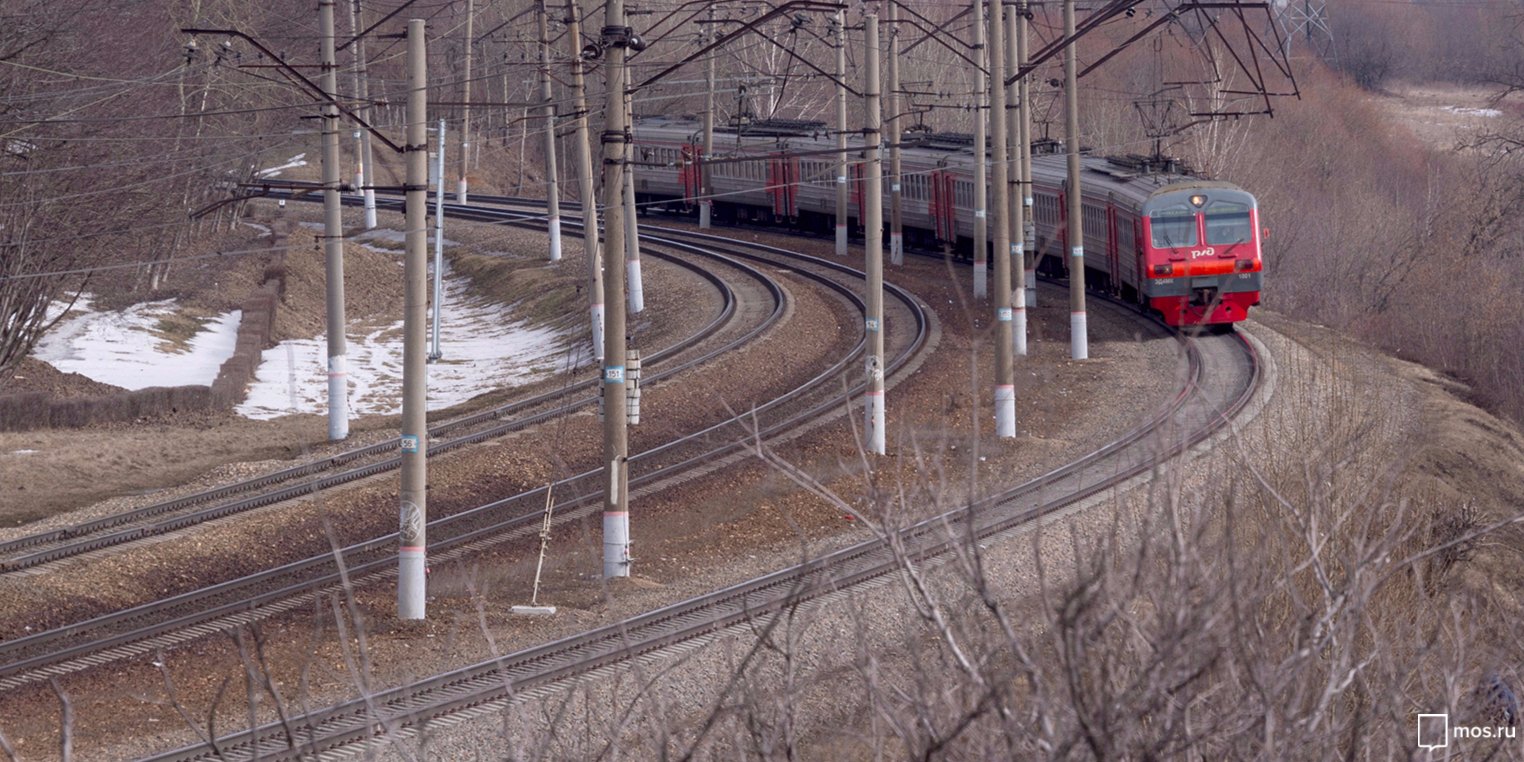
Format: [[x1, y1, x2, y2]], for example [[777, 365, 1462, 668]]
[[0, 216, 772, 573], [0, 207, 933, 696], [143, 311, 1265, 762]]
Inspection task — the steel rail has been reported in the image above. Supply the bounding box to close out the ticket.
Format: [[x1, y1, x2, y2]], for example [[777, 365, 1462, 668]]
[[145, 311, 1261, 762], [0, 212, 760, 572], [0, 210, 931, 696]]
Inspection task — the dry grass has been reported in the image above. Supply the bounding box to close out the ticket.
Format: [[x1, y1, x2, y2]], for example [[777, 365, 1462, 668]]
[[447, 251, 584, 332]]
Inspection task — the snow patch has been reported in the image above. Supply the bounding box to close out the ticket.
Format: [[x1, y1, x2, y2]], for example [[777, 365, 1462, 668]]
[[9, 450, 38, 456], [32, 297, 242, 390], [237, 266, 575, 419], [257, 153, 308, 177], [1442, 106, 1501, 118]]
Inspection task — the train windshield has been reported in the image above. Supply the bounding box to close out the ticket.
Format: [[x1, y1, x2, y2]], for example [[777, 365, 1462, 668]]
[[1205, 200, 1254, 245], [1150, 205, 1198, 248]]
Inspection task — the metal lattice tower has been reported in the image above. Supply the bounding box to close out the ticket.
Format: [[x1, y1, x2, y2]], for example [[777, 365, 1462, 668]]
[[1273, 0, 1335, 61]]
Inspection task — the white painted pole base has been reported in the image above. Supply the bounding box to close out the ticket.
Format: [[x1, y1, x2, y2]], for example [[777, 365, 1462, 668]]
[[1013, 285, 1028, 355], [1026, 268, 1037, 308], [864, 391, 886, 455], [547, 217, 562, 262], [1014, 308, 1028, 356], [398, 546, 426, 619], [699, 201, 712, 229], [603, 510, 630, 578], [363, 189, 378, 230], [1071, 311, 1089, 360], [995, 384, 1015, 438], [327, 355, 348, 440], [627, 260, 644, 314], [456, 179, 468, 204], [591, 304, 605, 362], [974, 262, 988, 299], [890, 232, 903, 266], [836, 225, 848, 257]]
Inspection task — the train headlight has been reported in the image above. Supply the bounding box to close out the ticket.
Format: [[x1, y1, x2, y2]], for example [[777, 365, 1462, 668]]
[[1235, 258, 1254, 271], [1152, 264, 1173, 276], [1189, 194, 1206, 207]]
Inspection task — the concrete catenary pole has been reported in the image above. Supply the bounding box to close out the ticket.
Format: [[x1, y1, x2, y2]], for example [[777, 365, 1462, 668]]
[[347, 0, 378, 230], [886, 0, 903, 266], [624, 90, 644, 314], [456, 0, 474, 202], [834, 10, 849, 257], [565, 0, 604, 361], [600, 0, 632, 578], [431, 118, 446, 361], [863, 12, 886, 455], [1007, 1, 1026, 356], [989, 0, 1015, 437], [319, 0, 350, 442], [399, 18, 429, 620], [699, 4, 716, 229], [1064, 0, 1088, 360], [1019, 0, 1036, 309], [972, 0, 988, 299], [537, 0, 563, 262]]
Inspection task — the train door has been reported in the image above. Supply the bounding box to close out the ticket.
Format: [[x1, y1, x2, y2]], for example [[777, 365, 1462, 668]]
[[850, 160, 865, 227], [1133, 214, 1147, 303], [786, 155, 800, 218], [1057, 189, 1068, 270], [1106, 202, 1120, 294], [679, 143, 702, 210], [766, 154, 782, 219], [928, 168, 959, 245]]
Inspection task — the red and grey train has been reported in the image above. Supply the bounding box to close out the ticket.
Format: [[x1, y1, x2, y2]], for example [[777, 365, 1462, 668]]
[[629, 115, 1263, 326]]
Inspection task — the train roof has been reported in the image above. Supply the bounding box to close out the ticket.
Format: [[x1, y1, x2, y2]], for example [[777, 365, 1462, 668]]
[[632, 115, 1250, 204]]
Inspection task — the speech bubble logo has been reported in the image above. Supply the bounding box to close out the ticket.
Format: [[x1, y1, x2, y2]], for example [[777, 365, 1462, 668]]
[[1417, 713, 1449, 751]]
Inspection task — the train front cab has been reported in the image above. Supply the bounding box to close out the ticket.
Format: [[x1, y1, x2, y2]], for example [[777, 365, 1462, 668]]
[[1139, 187, 1262, 327]]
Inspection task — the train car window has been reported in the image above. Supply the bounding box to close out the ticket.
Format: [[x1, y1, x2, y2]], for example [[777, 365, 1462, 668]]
[[1205, 201, 1253, 245], [1150, 205, 1198, 248], [1084, 205, 1105, 240], [1035, 193, 1057, 227]]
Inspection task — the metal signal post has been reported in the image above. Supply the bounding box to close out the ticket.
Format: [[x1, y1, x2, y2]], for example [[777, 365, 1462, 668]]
[[863, 12, 887, 455]]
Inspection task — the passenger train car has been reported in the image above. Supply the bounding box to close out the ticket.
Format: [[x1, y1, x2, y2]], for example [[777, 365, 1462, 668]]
[[629, 114, 1263, 327]]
